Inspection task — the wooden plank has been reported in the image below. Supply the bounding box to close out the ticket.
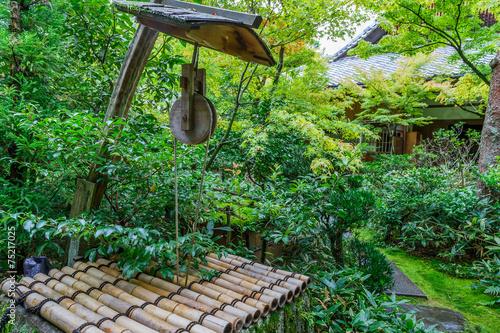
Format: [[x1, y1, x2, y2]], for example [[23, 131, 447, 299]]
[[67, 179, 97, 266], [69, 179, 96, 219], [104, 24, 160, 122], [161, 0, 262, 28]]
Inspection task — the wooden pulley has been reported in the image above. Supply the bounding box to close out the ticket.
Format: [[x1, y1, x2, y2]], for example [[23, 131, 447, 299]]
[[169, 93, 214, 145], [169, 62, 217, 145]]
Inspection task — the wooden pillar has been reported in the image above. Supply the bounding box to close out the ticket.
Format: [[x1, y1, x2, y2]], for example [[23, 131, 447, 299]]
[[66, 16, 160, 266]]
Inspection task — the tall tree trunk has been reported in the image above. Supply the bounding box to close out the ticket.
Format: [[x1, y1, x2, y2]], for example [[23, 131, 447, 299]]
[[477, 51, 500, 196], [7, 1, 24, 185]]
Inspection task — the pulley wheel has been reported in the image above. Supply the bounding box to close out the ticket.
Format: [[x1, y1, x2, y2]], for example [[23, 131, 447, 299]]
[[169, 93, 213, 145]]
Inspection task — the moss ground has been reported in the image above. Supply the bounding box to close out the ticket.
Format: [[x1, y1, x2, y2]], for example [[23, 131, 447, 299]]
[[380, 248, 500, 333]]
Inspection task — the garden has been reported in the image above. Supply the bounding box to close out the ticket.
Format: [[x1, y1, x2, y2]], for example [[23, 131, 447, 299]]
[[1, 0, 500, 332]]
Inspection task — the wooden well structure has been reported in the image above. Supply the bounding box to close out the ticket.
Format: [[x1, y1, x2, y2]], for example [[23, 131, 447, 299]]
[[0, 3, 312, 332], [67, 0, 275, 265]]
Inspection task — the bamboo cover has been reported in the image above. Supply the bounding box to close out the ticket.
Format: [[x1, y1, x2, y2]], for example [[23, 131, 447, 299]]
[[1, 254, 309, 333]]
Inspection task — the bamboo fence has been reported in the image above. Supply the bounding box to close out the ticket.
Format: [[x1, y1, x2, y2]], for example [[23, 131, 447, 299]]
[[96, 259, 257, 329], [71, 262, 229, 333], [34, 273, 159, 333], [225, 254, 312, 286], [205, 256, 302, 297], [2, 254, 310, 333]]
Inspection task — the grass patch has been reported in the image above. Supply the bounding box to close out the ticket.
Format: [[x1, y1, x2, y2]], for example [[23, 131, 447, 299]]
[[381, 248, 500, 333]]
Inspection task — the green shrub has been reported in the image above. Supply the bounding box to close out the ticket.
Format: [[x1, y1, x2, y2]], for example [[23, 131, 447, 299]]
[[362, 154, 414, 176], [480, 156, 500, 198], [304, 267, 438, 332], [320, 186, 375, 265], [345, 238, 394, 293]]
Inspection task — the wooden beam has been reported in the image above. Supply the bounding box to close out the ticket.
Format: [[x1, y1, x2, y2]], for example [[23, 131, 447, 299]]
[[104, 25, 160, 122], [161, 0, 262, 28], [66, 179, 96, 266], [67, 11, 160, 265]]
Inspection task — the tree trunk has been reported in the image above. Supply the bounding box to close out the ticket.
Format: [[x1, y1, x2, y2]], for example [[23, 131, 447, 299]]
[[329, 233, 344, 266], [477, 51, 500, 196], [7, 1, 24, 185]]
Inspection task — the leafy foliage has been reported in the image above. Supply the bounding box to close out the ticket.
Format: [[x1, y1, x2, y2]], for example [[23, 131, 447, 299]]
[[304, 268, 437, 332], [345, 238, 394, 293], [354, 0, 499, 86], [337, 55, 438, 154]]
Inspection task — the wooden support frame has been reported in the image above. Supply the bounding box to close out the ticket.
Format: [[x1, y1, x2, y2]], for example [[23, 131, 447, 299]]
[[67, 13, 160, 266], [180, 63, 196, 130], [67, 0, 274, 264]]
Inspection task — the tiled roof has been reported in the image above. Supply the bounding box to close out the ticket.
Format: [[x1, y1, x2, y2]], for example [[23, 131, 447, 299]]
[[327, 45, 496, 87], [329, 21, 381, 62]]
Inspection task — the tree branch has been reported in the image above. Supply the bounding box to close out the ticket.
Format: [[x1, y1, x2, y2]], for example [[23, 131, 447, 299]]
[[205, 63, 259, 170]]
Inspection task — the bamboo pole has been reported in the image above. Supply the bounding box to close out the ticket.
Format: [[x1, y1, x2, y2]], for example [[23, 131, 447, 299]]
[[225, 254, 312, 286], [172, 271, 270, 317], [1, 279, 105, 333], [196, 260, 290, 306], [210, 254, 306, 292], [91, 261, 244, 332], [48, 268, 182, 333], [147, 267, 262, 324], [98, 260, 252, 329], [34, 273, 158, 333], [201, 260, 292, 304], [20, 277, 132, 333], [205, 257, 301, 298], [185, 266, 279, 311], [73, 262, 229, 333]]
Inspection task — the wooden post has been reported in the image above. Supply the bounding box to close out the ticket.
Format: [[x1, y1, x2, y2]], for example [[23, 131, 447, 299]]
[[67, 11, 160, 265], [66, 179, 97, 266], [88, 22, 160, 206]]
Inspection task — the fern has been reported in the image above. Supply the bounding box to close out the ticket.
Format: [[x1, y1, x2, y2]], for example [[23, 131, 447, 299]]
[[485, 285, 500, 297]]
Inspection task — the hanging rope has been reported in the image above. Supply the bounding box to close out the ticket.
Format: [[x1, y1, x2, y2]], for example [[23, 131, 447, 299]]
[[174, 138, 180, 283], [185, 132, 211, 284], [174, 42, 209, 284]]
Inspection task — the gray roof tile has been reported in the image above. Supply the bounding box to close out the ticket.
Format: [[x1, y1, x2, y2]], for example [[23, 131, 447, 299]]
[[327, 45, 495, 87]]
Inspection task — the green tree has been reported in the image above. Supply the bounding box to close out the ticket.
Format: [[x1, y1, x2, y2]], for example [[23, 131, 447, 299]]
[[354, 0, 500, 189], [197, 0, 372, 176], [338, 55, 436, 154], [355, 0, 499, 86]]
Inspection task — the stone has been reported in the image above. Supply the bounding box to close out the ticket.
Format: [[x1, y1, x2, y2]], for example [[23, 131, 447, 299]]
[[399, 304, 467, 332], [385, 260, 427, 299]]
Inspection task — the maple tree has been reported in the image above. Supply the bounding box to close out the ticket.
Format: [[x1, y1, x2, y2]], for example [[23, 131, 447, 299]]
[[353, 0, 500, 190], [338, 55, 436, 154]]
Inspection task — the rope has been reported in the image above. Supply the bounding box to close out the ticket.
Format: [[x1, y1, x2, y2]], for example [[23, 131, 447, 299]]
[[185, 131, 212, 285], [174, 137, 180, 284], [73, 322, 97, 333], [0, 285, 59, 332], [173, 43, 208, 286], [0, 286, 35, 331]]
